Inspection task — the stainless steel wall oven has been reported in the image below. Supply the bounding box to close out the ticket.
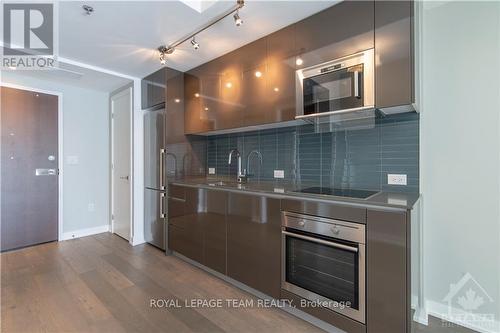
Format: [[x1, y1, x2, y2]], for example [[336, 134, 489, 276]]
[[281, 212, 366, 323]]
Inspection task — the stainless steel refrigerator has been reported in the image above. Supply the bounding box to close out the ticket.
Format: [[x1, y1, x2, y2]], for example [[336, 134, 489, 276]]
[[144, 105, 167, 250]]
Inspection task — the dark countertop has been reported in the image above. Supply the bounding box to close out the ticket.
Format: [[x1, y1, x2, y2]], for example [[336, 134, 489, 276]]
[[168, 177, 420, 211]]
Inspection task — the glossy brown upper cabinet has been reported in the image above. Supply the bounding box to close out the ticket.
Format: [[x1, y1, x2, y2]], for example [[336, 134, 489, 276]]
[[141, 68, 166, 109], [375, 0, 414, 109], [184, 69, 215, 134], [266, 25, 296, 124], [184, 0, 415, 134], [294, 1, 374, 70]]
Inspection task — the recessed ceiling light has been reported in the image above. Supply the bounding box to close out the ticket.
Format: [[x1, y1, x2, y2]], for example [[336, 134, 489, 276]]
[[204, 107, 209, 111], [174, 98, 181, 103], [296, 57, 304, 66], [273, 87, 279, 92], [226, 82, 233, 88], [255, 71, 262, 78], [194, 93, 200, 98]]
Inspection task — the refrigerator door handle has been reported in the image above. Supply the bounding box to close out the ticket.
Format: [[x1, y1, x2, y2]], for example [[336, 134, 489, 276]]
[[160, 192, 166, 218], [160, 148, 166, 190]]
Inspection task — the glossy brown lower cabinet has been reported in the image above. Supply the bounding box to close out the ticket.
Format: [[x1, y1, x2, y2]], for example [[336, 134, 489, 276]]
[[168, 186, 227, 274], [366, 209, 410, 333], [226, 193, 282, 299]]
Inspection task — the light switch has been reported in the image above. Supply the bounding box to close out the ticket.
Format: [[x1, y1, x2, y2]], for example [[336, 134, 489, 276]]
[[67, 156, 79, 165]]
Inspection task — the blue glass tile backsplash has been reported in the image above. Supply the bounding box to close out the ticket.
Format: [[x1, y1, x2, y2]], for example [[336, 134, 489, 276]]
[[206, 113, 419, 193]]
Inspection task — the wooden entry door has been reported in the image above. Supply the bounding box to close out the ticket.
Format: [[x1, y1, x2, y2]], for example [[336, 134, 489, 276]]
[[1, 86, 59, 251]]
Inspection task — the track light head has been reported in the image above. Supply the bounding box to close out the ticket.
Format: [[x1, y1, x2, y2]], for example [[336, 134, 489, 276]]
[[158, 45, 168, 65], [233, 11, 243, 27], [191, 37, 200, 50]]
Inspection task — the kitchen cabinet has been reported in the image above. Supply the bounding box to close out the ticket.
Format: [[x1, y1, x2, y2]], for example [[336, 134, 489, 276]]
[[214, 54, 244, 130], [266, 25, 296, 123], [165, 68, 186, 145], [226, 192, 281, 298], [294, 1, 374, 69], [238, 38, 268, 127], [168, 186, 203, 263], [142, 68, 166, 109], [375, 0, 414, 109], [168, 186, 227, 274], [366, 209, 410, 333], [184, 68, 216, 134]]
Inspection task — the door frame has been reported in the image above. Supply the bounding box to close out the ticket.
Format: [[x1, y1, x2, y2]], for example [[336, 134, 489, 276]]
[[0, 82, 64, 241], [110, 86, 133, 242]]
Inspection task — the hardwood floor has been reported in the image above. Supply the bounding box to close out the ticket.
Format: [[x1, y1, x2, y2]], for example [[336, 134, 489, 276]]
[[1, 233, 479, 333], [1, 233, 323, 333]]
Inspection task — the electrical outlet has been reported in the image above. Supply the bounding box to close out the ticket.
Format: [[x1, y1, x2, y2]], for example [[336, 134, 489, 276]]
[[274, 170, 285, 179], [88, 203, 95, 212], [208, 167, 216, 175], [387, 174, 407, 186]]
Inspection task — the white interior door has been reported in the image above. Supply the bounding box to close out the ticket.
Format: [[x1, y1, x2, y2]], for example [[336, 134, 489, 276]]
[[111, 87, 132, 241]]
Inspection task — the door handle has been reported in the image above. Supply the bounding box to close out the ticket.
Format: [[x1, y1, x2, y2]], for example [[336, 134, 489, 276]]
[[35, 168, 58, 176], [119, 175, 129, 180], [160, 148, 166, 190], [160, 192, 166, 218]]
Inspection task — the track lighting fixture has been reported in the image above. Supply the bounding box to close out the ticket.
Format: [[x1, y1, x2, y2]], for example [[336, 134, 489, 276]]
[[156, 0, 244, 65], [233, 10, 243, 26], [191, 37, 200, 50]]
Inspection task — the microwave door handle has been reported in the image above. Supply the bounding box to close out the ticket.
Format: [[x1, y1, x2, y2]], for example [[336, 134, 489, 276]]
[[282, 230, 358, 253], [354, 71, 361, 98]]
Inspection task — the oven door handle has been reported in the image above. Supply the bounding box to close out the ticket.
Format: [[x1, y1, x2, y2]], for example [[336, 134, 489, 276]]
[[282, 230, 358, 253]]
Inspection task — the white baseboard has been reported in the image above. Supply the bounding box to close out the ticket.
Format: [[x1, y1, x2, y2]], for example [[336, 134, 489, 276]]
[[411, 294, 429, 326], [425, 300, 500, 333], [60, 225, 110, 241], [130, 236, 146, 246]]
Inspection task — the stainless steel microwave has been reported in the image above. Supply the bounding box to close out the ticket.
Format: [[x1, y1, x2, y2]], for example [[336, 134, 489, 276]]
[[295, 49, 374, 120]]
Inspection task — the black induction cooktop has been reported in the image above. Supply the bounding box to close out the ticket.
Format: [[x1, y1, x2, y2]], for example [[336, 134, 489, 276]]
[[294, 187, 379, 199]]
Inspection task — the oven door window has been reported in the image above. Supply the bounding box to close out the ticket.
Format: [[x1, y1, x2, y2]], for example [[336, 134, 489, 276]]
[[285, 233, 359, 310], [303, 64, 364, 115]]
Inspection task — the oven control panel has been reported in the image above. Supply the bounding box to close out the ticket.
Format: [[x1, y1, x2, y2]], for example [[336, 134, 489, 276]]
[[282, 211, 365, 244]]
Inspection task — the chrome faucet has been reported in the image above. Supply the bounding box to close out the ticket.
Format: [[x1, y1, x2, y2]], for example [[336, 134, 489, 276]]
[[246, 150, 263, 179], [228, 149, 247, 183]]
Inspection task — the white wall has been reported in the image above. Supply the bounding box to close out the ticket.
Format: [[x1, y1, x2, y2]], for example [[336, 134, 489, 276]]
[[420, 1, 500, 332], [1, 72, 111, 238]]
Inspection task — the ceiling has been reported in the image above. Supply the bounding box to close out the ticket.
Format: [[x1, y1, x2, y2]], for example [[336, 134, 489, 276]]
[[59, 0, 339, 78], [2, 61, 132, 92]]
